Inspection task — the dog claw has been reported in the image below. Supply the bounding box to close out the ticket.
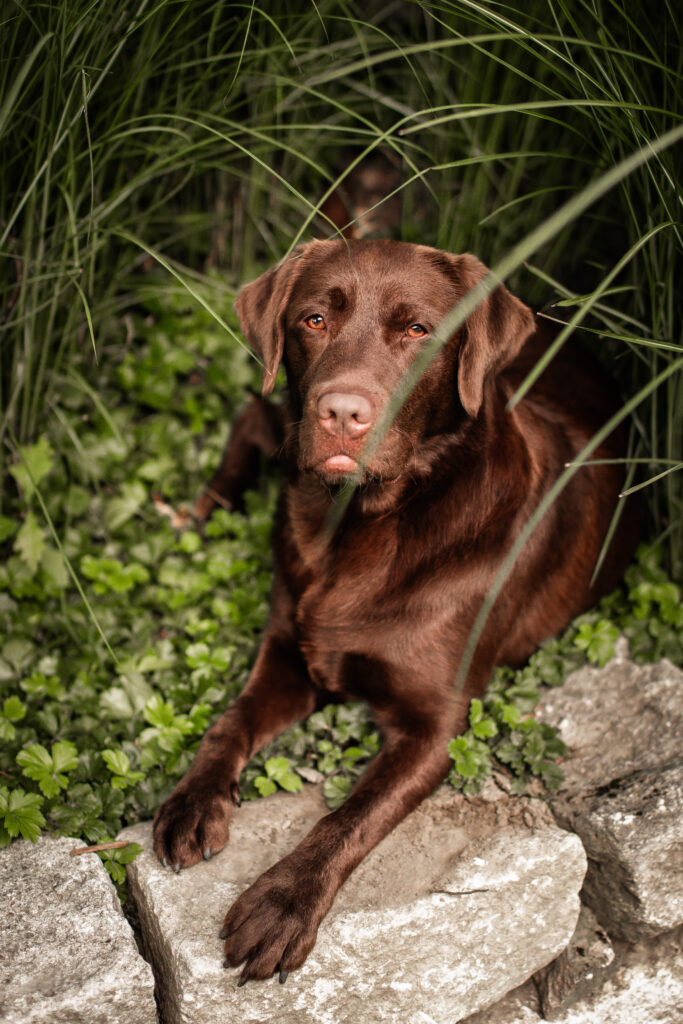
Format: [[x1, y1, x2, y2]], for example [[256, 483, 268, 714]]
[[219, 926, 227, 940], [279, 969, 289, 985], [230, 782, 242, 808], [161, 857, 169, 868], [203, 846, 212, 861], [237, 975, 248, 988], [172, 862, 180, 874], [223, 958, 230, 969]]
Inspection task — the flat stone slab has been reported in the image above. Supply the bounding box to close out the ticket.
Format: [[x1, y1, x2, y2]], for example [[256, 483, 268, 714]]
[[462, 926, 683, 1024], [0, 835, 157, 1024], [122, 783, 586, 1024]]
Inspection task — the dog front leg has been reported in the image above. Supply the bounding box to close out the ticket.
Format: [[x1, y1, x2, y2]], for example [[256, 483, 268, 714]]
[[153, 629, 316, 870], [221, 703, 459, 983]]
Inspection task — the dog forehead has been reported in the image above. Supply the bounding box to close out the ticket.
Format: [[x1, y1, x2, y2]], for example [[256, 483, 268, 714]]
[[289, 240, 457, 315]]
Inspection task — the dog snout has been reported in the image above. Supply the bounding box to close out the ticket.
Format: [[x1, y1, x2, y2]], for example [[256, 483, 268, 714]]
[[317, 391, 375, 439]]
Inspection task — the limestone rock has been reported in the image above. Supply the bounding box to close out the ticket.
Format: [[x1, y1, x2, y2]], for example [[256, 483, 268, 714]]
[[459, 980, 541, 1024], [122, 785, 586, 1024], [462, 927, 683, 1024], [537, 656, 683, 793], [573, 762, 683, 941], [0, 834, 157, 1024], [540, 655, 683, 942], [538, 656, 683, 942], [533, 904, 614, 1015]]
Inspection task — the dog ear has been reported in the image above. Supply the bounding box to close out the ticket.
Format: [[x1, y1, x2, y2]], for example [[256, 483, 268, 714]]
[[444, 253, 536, 418], [234, 245, 313, 395]]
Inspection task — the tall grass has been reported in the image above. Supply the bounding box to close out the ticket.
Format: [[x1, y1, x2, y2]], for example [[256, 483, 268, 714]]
[[1, 0, 681, 574]]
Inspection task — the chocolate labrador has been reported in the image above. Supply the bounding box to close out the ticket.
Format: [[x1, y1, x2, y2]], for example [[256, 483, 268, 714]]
[[153, 239, 636, 984]]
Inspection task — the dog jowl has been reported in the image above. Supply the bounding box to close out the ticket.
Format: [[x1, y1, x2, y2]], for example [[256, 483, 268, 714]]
[[153, 239, 637, 984]]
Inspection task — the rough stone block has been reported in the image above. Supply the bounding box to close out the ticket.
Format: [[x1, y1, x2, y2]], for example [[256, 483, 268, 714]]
[[122, 784, 586, 1024], [0, 835, 157, 1024], [538, 656, 683, 941], [460, 980, 541, 1024], [537, 655, 682, 793], [462, 926, 683, 1024], [573, 763, 683, 941], [533, 904, 614, 1015]]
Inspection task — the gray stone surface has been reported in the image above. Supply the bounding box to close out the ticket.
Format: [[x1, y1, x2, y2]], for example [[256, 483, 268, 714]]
[[574, 763, 683, 941], [534, 904, 614, 1015], [538, 655, 683, 944], [537, 655, 683, 793], [460, 979, 542, 1024], [0, 834, 157, 1024], [122, 783, 586, 1024], [462, 927, 683, 1024]]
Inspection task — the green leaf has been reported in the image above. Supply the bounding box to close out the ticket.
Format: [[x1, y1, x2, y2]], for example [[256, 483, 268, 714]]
[[501, 703, 521, 728], [99, 687, 135, 719], [574, 619, 619, 667], [469, 699, 484, 724], [104, 860, 126, 884], [105, 841, 142, 865], [260, 756, 303, 793], [323, 776, 351, 809], [276, 771, 302, 793], [144, 696, 176, 728], [104, 481, 147, 531], [0, 515, 19, 542], [264, 756, 291, 778], [2, 696, 26, 722], [41, 546, 70, 589], [0, 787, 45, 842], [472, 717, 497, 739], [185, 643, 210, 668], [179, 531, 201, 554], [65, 484, 91, 517], [51, 741, 79, 774], [9, 436, 54, 499], [254, 776, 277, 797], [15, 511, 45, 575], [340, 746, 367, 763], [16, 743, 53, 779], [2, 638, 35, 673], [103, 751, 130, 776], [540, 761, 565, 792], [17, 742, 77, 798]]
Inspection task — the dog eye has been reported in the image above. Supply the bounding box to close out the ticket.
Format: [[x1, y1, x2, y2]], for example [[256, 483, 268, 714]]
[[406, 324, 427, 339], [304, 314, 326, 330]]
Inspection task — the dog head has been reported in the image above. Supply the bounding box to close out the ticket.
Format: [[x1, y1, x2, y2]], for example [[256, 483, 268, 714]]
[[235, 239, 534, 485]]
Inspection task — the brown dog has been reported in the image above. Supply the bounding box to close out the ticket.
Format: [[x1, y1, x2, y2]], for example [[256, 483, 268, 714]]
[[153, 239, 636, 985]]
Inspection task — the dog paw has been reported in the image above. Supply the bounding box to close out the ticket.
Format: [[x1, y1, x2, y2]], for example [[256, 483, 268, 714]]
[[153, 780, 238, 870], [221, 857, 327, 983]]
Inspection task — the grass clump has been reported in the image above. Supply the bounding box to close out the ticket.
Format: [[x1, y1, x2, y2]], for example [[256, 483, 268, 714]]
[[2, 1, 681, 571]]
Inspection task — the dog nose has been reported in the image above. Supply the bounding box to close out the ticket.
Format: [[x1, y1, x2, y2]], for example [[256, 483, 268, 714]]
[[317, 391, 374, 438]]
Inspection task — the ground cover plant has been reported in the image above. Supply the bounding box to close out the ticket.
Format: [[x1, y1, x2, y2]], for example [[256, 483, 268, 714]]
[[1, 1, 681, 881]]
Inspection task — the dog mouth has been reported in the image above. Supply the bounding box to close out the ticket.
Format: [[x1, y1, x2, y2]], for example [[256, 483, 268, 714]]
[[321, 453, 359, 474], [303, 446, 369, 482]]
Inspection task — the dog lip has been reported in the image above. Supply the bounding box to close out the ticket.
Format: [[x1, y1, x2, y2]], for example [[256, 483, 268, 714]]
[[322, 454, 358, 473]]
